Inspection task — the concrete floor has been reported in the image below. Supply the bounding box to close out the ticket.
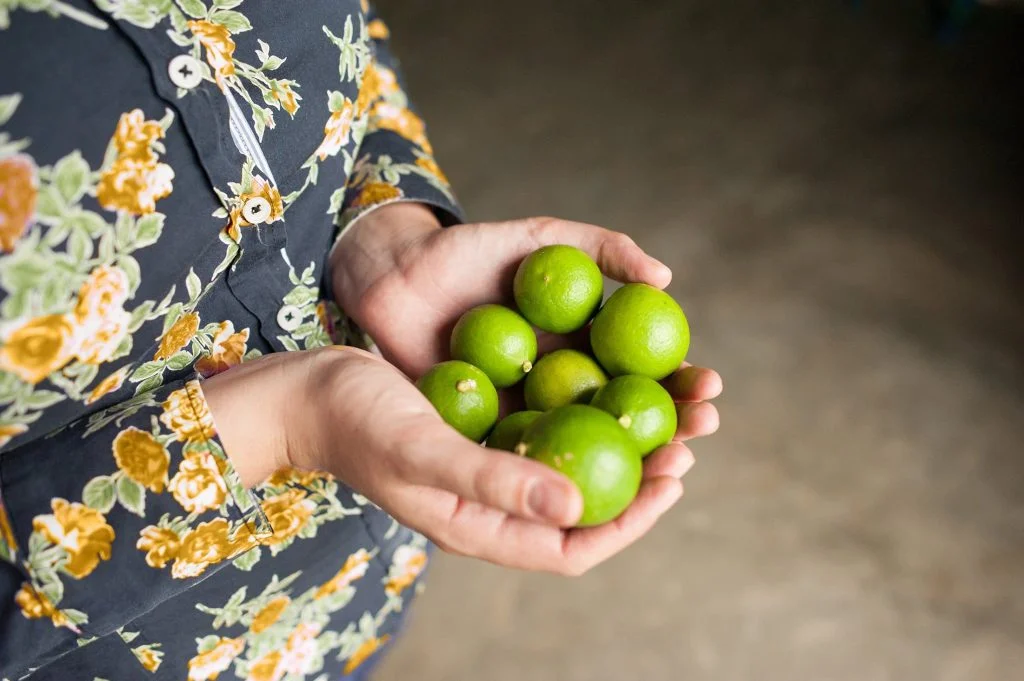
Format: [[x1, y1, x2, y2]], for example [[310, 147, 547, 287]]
[[373, 2, 1024, 680]]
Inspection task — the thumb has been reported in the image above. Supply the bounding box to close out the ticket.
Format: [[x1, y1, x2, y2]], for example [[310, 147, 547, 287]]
[[398, 417, 584, 526]]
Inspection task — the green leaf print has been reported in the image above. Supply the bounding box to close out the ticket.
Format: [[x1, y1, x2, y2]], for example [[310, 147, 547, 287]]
[[116, 475, 146, 516], [135, 213, 165, 248], [52, 151, 91, 204], [232, 546, 261, 571], [210, 8, 250, 32], [83, 476, 117, 513], [0, 94, 21, 127], [166, 351, 194, 371], [175, 0, 206, 19]]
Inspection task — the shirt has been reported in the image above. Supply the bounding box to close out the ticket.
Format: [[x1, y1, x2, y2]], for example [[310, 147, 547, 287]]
[[0, 1, 462, 678]]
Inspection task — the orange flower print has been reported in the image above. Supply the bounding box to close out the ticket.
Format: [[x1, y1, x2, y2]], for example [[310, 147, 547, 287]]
[[271, 80, 300, 116], [85, 366, 130, 404], [315, 548, 371, 599], [370, 103, 433, 154], [160, 383, 217, 444], [97, 110, 174, 215], [189, 20, 236, 87], [195, 321, 249, 378], [314, 300, 333, 336], [171, 517, 245, 579], [155, 312, 199, 361], [15, 583, 69, 628], [258, 489, 316, 547], [137, 525, 180, 569], [133, 644, 163, 672], [313, 100, 355, 161], [227, 176, 283, 241], [344, 634, 391, 675], [415, 154, 449, 185], [384, 544, 428, 597], [247, 650, 282, 681], [32, 499, 115, 579], [248, 622, 323, 681], [355, 62, 399, 117], [249, 595, 289, 634], [113, 426, 170, 493], [350, 181, 401, 209], [367, 18, 389, 40], [0, 154, 37, 253], [168, 449, 228, 514], [187, 636, 245, 681], [74, 264, 129, 323], [0, 313, 76, 385], [0, 422, 28, 448], [0, 500, 18, 554], [74, 311, 130, 365], [267, 466, 332, 488]]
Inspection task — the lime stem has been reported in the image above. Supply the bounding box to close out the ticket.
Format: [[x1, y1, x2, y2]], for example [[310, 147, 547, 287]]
[[456, 379, 477, 393], [618, 414, 633, 429], [514, 443, 528, 457], [521, 360, 533, 373]]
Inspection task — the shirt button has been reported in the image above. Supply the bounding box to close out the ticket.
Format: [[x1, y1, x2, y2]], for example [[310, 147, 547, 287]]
[[242, 196, 272, 225], [168, 55, 204, 90], [277, 305, 303, 332]]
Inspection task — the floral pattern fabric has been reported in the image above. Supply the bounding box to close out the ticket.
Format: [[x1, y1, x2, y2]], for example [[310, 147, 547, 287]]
[[0, 1, 460, 678]]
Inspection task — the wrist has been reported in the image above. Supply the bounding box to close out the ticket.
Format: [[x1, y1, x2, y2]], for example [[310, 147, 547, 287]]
[[331, 202, 441, 316]]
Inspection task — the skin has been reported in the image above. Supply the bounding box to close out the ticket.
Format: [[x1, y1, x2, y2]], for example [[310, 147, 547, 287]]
[[203, 203, 723, 576]]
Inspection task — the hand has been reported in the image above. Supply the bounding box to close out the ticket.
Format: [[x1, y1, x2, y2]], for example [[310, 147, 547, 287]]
[[202, 345, 721, 575]]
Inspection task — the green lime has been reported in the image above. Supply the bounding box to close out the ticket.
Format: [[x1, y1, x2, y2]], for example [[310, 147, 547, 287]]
[[590, 283, 689, 380], [590, 375, 677, 456], [417, 360, 499, 442], [513, 245, 604, 333], [523, 349, 608, 412], [450, 304, 537, 388], [486, 410, 543, 452], [519, 404, 642, 527]]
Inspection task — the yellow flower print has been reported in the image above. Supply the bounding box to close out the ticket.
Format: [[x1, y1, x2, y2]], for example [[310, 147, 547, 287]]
[[187, 636, 245, 681], [0, 313, 76, 385], [155, 312, 199, 361], [271, 81, 300, 116], [195, 321, 249, 378], [0, 422, 28, 448], [415, 154, 449, 185], [15, 583, 69, 628], [314, 300, 332, 336], [96, 110, 174, 216], [247, 650, 282, 681], [355, 62, 398, 117], [168, 449, 228, 514], [258, 489, 316, 546], [249, 621, 322, 681], [266, 466, 332, 488], [384, 544, 428, 597], [171, 517, 246, 579], [315, 548, 371, 599], [370, 103, 433, 154], [367, 18, 389, 40], [113, 426, 170, 493], [360, 0, 368, 13], [0, 154, 37, 253], [249, 595, 289, 634], [85, 366, 130, 404], [0, 500, 18, 553], [160, 383, 217, 443], [133, 644, 163, 672], [74, 264, 130, 323], [227, 176, 283, 240], [344, 633, 391, 675], [137, 525, 180, 568], [74, 311, 131, 365], [189, 20, 237, 87], [32, 499, 115, 579], [350, 181, 401, 209], [313, 99, 355, 161]]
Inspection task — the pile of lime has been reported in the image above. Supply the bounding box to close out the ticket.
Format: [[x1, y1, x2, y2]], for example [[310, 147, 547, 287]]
[[417, 244, 690, 527]]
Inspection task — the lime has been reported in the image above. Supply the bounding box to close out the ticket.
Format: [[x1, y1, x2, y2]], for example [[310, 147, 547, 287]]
[[513, 245, 603, 333], [486, 410, 542, 452], [450, 304, 537, 388], [590, 283, 689, 380], [523, 349, 608, 412], [519, 404, 642, 527], [590, 375, 677, 456], [417, 360, 499, 442]]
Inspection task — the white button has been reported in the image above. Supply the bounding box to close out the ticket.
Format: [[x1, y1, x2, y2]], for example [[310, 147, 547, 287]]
[[168, 55, 203, 90], [277, 305, 303, 332], [242, 196, 272, 225]]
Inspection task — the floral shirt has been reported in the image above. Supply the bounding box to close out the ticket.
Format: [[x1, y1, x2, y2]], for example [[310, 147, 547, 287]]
[[0, 1, 461, 678]]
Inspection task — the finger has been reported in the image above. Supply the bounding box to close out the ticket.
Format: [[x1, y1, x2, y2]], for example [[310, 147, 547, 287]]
[[560, 476, 683, 575], [662, 364, 723, 402], [674, 401, 720, 442], [399, 419, 584, 526], [523, 217, 672, 288], [643, 443, 695, 479]]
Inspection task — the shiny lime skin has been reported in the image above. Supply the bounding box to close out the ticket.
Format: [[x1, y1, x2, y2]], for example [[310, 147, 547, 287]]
[[417, 361, 499, 442], [450, 304, 537, 388], [590, 284, 689, 380], [523, 349, 608, 412], [591, 375, 677, 456], [513, 245, 604, 333]]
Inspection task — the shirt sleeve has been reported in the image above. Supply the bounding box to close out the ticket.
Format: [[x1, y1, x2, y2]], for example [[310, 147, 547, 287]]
[[335, 3, 465, 232], [0, 376, 272, 677]]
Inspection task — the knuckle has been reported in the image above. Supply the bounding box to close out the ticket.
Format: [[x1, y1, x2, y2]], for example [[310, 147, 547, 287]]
[[526, 216, 561, 242]]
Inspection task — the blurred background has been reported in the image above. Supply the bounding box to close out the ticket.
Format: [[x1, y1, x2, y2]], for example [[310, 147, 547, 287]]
[[374, 1, 1024, 680]]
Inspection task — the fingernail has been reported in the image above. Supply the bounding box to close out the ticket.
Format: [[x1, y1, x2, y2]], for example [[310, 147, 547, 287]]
[[529, 480, 569, 523]]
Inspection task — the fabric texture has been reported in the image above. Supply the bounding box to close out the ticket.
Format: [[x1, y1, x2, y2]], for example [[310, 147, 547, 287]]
[[0, 0, 460, 678]]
